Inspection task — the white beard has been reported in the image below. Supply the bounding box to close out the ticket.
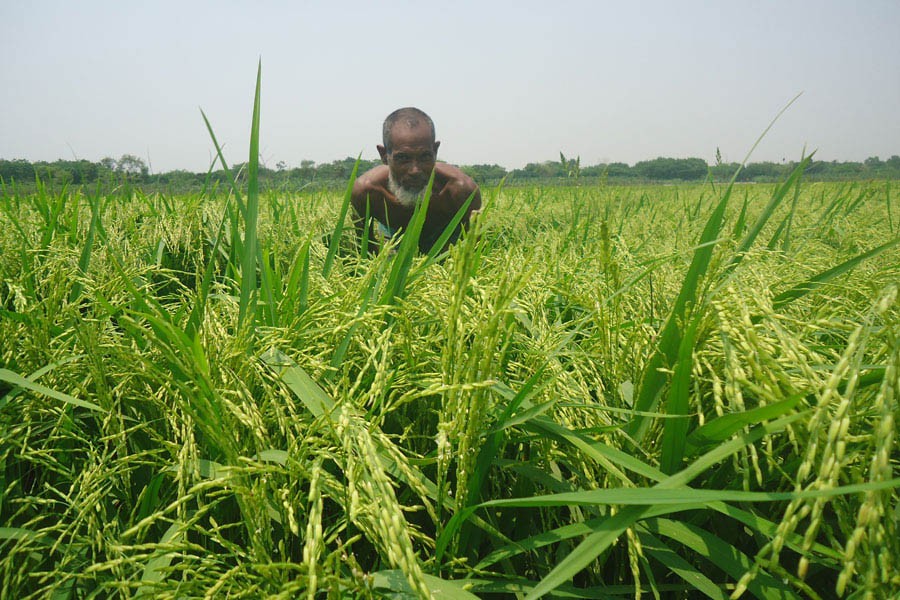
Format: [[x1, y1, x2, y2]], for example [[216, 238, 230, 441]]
[[388, 173, 425, 208]]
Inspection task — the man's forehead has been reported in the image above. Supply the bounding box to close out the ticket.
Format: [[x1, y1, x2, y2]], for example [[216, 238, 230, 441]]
[[389, 123, 434, 147], [390, 120, 431, 136]]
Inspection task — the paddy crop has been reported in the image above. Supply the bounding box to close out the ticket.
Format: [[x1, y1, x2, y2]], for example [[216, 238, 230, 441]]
[[1, 83, 899, 599]]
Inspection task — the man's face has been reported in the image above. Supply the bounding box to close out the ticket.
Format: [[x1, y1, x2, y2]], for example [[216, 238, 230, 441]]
[[378, 123, 440, 192]]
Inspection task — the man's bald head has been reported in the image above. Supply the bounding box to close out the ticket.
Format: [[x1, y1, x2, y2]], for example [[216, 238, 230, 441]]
[[382, 107, 436, 153]]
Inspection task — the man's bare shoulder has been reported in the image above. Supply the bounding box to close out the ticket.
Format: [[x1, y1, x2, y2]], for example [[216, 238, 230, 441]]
[[435, 162, 479, 195], [434, 162, 474, 183], [351, 165, 390, 208], [353, 165, 389, 193], [426, 164, 481, 216]]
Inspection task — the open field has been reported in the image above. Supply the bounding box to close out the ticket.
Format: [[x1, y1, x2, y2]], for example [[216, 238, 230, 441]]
[[1, 169, 899, 598]]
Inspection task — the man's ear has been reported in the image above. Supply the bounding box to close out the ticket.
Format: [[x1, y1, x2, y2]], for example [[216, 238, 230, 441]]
[[433, 141, 441, 156], [377, 145, 389, 164]]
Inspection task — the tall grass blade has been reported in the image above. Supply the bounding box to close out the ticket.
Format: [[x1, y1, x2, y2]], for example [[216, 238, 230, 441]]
[[69, 187, 104, 303], [638, 530, 727, 599], [329, 269, 385, 371], [659, 314, 701, 474], [765, 209, 792, 251], [778, 155, 804, 253], [322, 156, 360, 279], [185, 194, 231, 339], [886, 180, 894, 234], [419, 190, 477, 267], [0, 355, 82, 410], [627, 94, 803, 445], [472, 503, 705, 570], [815, 187, 847, 228], [137, 520, 185, 597], [627, 192, 729, 443], [0, 527, 54, 546], [525, 416, 665, 482], [468, 369, 549, 500], [481, 477, 900, 509], [643, 519, 793, 599], [731, 190, 749, 238], [359, 191, 372, 258], [261, 348, 333, 418], [284, 235, 311, 317], [520, 413, 806, 599], [685, 393, 803, 454], [371, 570, 479, 600], [199, 110, 246, 219], [513, 477, 899, 599], [455, 368, 550, 554], [259, 246, 278, 327], [843, 187, 870, 215], [379, 172, 435, 309], [0, 368, 103, 412], [771, 237, 900, 310], [725, 154, 813, 275], [706, 502, 842, 561], [238, 60, 262, 327]]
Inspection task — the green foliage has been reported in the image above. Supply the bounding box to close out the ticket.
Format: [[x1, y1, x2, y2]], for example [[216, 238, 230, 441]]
[[460, 163, 508, 184], [2, 87, 899, 597], [634, 156, 709, 181], [4, 154, 900, 192], [2, 174, 898, 598]]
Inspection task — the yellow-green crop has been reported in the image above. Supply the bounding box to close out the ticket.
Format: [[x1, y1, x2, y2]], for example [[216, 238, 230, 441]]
[[1, 70, 898, 599]]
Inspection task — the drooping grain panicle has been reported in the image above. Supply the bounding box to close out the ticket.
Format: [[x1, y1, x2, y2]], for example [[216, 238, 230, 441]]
[[3, 77, 900, 599]]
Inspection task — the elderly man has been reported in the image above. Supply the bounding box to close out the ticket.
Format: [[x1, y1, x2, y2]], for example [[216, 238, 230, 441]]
[[351, 107, 481, 254]]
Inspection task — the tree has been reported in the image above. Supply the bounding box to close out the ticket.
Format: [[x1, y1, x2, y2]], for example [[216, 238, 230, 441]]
[[864, 156, 882, 168], [461, 164, 508, 184], [605, 162, 635, 179], [116, 154, 148, 179], [291, 160, 317, 182], [0, 159, 36, 183], [634, 157, 707, 181], [512, 161, 566, 179], [739, 161, 787, 182]]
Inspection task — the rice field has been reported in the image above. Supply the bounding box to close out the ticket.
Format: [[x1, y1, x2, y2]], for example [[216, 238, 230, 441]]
[[1, 86, 899, 598], [1, 163, 898, 599]]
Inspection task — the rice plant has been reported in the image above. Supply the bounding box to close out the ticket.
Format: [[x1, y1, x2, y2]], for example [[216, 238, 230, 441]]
[[1, 70, 898, 599]]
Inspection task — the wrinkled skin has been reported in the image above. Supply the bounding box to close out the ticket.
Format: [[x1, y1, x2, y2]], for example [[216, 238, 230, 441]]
[[351, 122, 481, 254]]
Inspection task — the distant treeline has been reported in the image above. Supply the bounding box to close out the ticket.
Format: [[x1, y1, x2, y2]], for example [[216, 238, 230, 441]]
[[2, 153, 899, 191]]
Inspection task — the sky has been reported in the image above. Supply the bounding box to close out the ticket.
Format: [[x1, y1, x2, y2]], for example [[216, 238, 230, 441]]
[[2, 1, 899, 173]]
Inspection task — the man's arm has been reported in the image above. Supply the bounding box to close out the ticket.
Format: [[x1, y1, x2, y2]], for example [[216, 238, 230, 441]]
[[433, 162, 482, 228], [351, 167, 386, 254], [414, 163, 482, 254]]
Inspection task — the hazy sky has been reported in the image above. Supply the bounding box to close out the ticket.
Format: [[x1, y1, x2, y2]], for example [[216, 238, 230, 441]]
[[2, 1, 898, 173]]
